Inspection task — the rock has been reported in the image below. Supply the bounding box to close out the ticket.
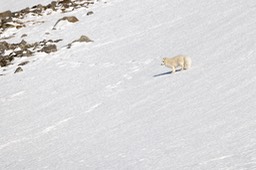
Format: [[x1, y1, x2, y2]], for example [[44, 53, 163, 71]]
[[87, 11, 94, 16], [22, 49, 33, 57], [31, 4, 44, 14], [0, 10, 12, 23], [20, 7, 30, 15], [65, 16, 79, 23], [52, 16, 79, 29], [11, 51, 24, 58], [18, 7, 30, 19], [0, 55, 14, 67], [46, 1, 57, 11], [59, 0, 74, 10], [21, 34, 28, 38], [14, 67, 23, 73], [77, 35, 93, 43], [18, 40, 28, 50], [54, 39, 63, 43], [67, 35, 93, 49], [18, 61, 29, 66], [0, 41, 9, 54], [40, 44, 57, 54]]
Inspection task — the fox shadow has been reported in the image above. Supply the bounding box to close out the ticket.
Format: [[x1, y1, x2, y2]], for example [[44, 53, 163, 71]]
[[153, 69, 182, 77]]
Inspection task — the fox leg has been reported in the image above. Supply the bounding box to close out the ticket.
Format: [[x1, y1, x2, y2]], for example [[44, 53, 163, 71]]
[[180, 62, 184, 70], [181, 64, 184, 70], [172, 66, 176, 73]]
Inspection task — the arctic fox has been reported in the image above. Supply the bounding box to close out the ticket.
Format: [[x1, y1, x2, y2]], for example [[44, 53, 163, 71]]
[[161, 55, 191, 73]]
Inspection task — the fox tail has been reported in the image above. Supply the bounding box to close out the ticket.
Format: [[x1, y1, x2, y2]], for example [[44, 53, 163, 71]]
[[184, 57, 192, 69]]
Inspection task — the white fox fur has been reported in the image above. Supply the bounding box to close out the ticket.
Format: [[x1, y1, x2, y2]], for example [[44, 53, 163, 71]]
[[161, 55, 191, 73]]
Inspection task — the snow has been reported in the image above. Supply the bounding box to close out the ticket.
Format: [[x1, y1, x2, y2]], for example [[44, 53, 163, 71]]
[[1, 0, 256, 169]]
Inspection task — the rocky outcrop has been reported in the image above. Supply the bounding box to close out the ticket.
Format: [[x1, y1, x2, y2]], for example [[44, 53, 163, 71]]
[[0, 39, 61, 67], [0, 0, 97, 74]]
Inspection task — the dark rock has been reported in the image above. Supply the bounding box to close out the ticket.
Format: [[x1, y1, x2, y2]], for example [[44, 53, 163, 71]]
[[54, 39, 63, 43], [0, 55, 14, 67], [0, 41, 9, 54], [40, 44, 57, 54], [14, 67, 23, 73], [18, 61, 29, 66], [0, 10, 12, 23], [87, 11, 94, 16], [20, 7, 30, 14], [47, 1, 57, 11], [18, 7, 31, 19], [21, 34, 28, 38], [31, 4, 44, 14]]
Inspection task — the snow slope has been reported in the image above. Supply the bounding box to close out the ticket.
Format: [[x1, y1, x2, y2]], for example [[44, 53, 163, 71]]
[[1, 0, 256, 169]]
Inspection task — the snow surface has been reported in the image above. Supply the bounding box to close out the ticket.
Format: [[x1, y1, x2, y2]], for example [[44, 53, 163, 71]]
[[1, 0, 256, 169]]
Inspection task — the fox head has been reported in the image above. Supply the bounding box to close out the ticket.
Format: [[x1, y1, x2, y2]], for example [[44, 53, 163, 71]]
[[161, 58, 167, 66]]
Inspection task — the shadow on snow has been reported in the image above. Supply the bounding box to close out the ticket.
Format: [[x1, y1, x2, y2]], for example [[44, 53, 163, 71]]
[[153, 69, 182, 77]]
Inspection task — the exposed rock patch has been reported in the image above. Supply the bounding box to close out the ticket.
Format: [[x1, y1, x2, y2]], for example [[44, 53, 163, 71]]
[[0, 10, 12, 23], [0, 55, 14, 67], [0, 39, 61, 67], [0, 0, 98, 74]]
